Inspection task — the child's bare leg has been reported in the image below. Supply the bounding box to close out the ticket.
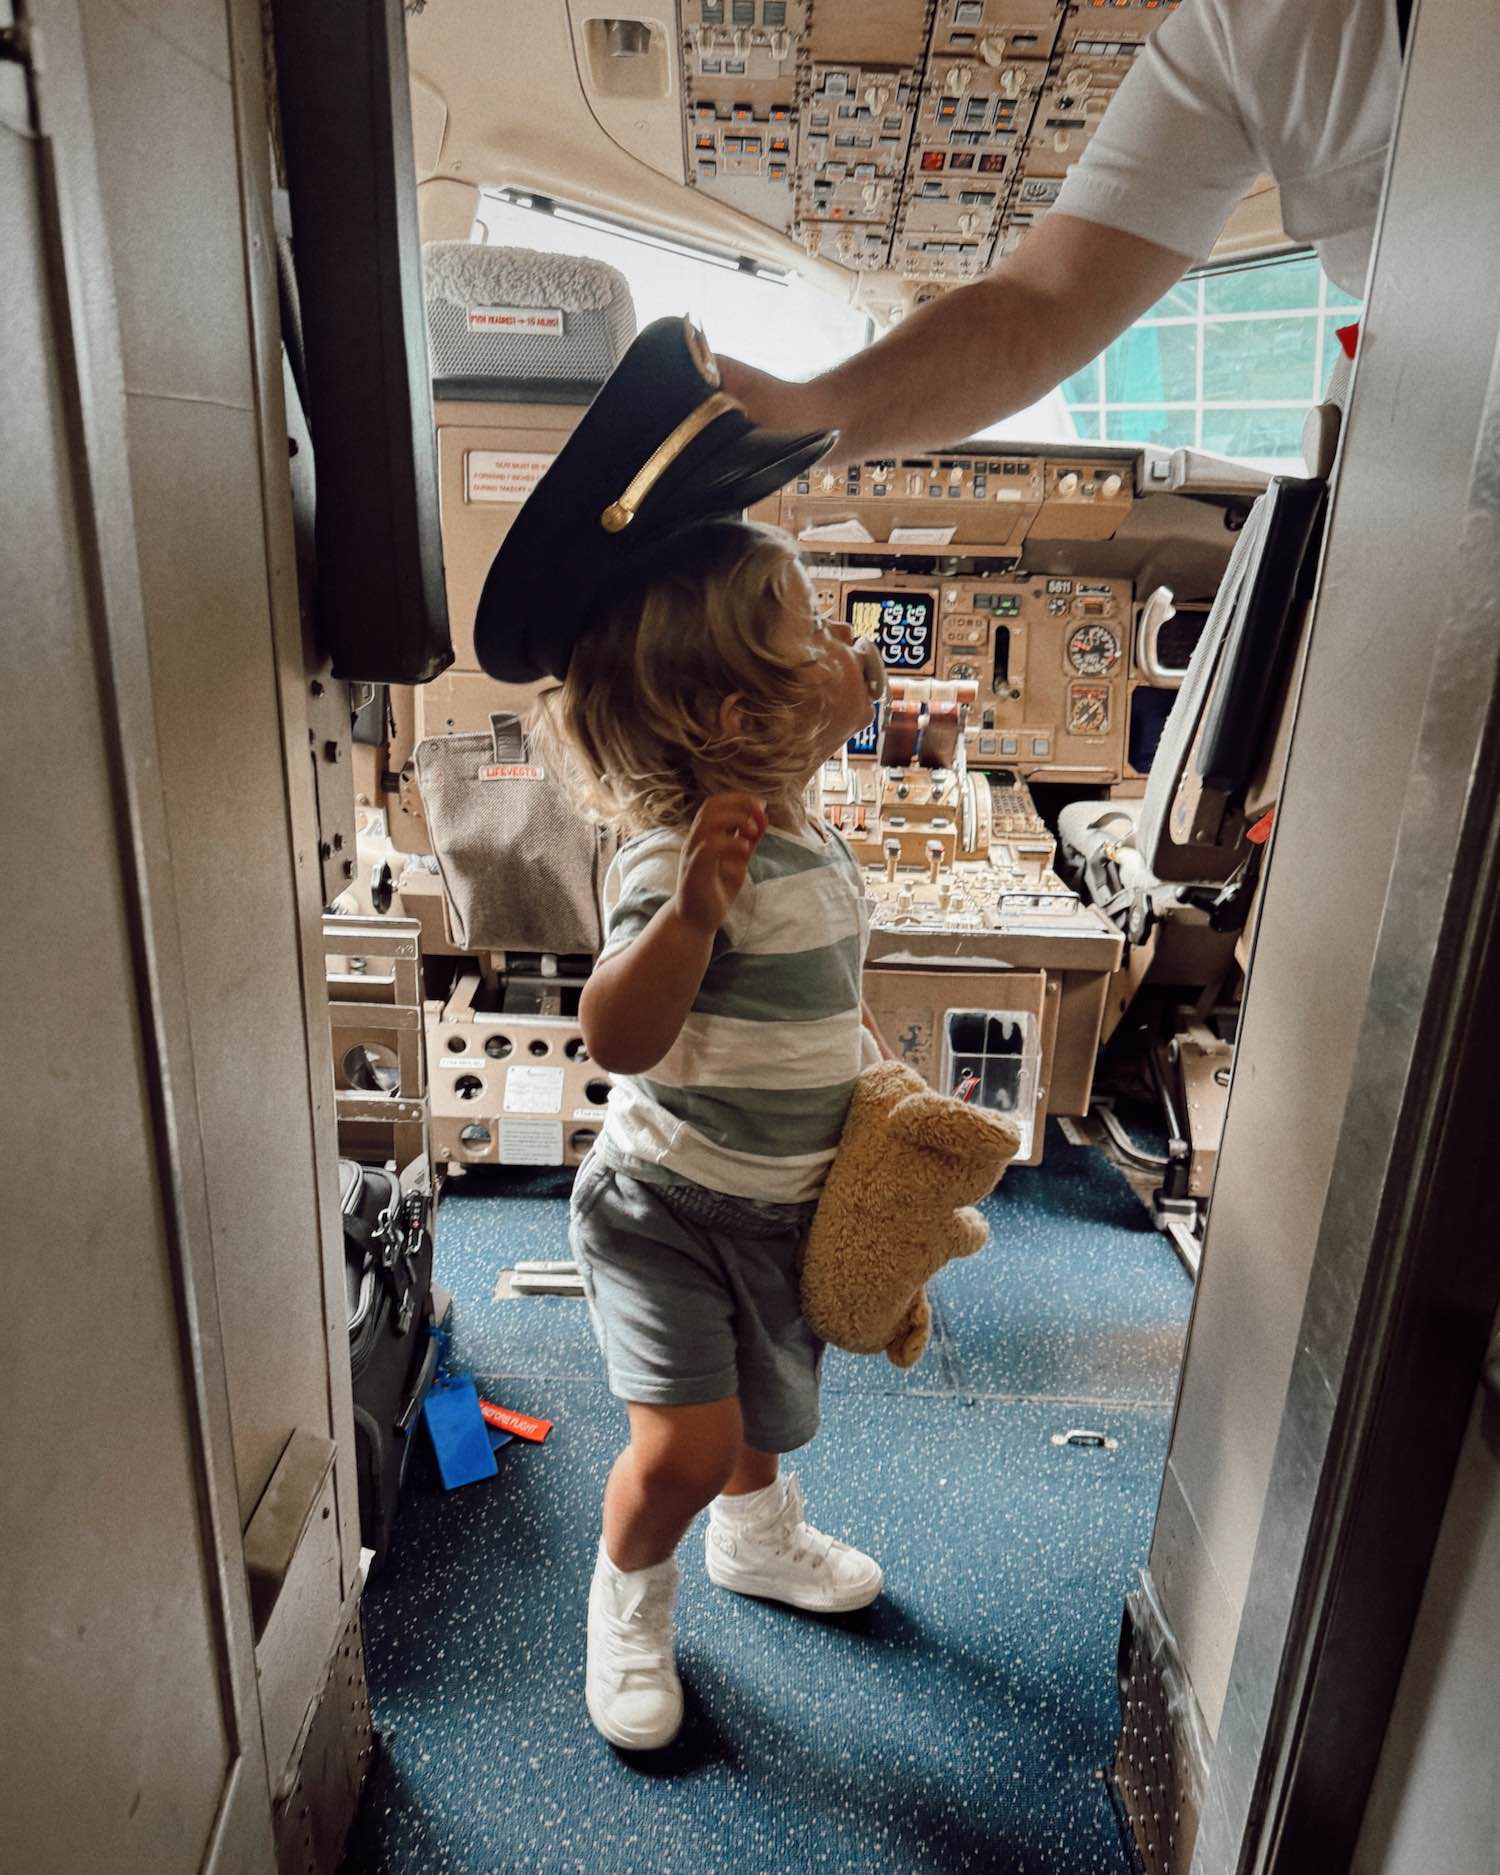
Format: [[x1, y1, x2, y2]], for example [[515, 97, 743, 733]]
[[721, 1443, 779, 1496], [603, 1397, 744, 1571]]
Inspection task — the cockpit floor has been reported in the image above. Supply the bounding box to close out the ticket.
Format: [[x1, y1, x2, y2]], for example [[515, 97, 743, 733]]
[[343, 1124, 1191, 1875]]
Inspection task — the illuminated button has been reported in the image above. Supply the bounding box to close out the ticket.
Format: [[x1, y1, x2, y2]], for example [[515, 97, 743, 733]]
[[999, 735, 1019, 755], [1031, 736, 1051, 756], [977, 735, 997, 754], [819, 471, 838, 492]]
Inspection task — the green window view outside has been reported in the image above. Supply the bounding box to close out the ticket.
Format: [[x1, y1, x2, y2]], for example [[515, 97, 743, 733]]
[[1061, 253, 1361, 469]]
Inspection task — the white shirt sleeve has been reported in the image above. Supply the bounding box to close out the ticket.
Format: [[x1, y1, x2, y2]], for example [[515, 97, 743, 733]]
[[1051, 0, 1264, 264]]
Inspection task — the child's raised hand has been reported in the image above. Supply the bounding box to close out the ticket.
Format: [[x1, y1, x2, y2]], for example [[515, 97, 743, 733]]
[[673, 792, 768, 936]]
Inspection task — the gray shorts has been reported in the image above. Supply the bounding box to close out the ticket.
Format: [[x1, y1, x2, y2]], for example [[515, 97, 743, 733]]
[[568, 1151, 825, 1454]]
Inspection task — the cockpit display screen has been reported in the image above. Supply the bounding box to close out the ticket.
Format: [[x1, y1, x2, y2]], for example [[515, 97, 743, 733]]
[[847, 700, 881, 757], [846, 590, 934, 669]]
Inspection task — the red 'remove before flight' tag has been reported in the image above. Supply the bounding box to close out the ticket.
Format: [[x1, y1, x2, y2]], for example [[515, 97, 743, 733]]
[[479, 1399, 553, 1443]]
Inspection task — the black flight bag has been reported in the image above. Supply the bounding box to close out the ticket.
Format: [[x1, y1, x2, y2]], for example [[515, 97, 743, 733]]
[[341, 1157, 439, 1559]]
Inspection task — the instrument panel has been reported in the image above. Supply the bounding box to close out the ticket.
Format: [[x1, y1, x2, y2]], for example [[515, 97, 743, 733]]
[[678, 0, 1184, 290], [779, 449, 1131, 551], [810, 566, 1133, 780]]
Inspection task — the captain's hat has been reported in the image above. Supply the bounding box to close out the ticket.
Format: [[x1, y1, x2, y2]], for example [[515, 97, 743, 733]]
[[472, 317, 837, 684]]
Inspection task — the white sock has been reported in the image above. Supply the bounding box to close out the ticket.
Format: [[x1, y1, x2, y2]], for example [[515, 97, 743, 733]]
[[712, 1477, 784, 1524], [597, 1536, 677, 1581]]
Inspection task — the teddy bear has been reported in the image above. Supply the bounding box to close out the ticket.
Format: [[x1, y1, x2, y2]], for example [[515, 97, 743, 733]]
[[801, 1059, 1023, 1369]]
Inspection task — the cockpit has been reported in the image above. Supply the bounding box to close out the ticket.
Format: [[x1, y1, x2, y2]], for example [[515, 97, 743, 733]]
[[9, 2, 1499, 1873]]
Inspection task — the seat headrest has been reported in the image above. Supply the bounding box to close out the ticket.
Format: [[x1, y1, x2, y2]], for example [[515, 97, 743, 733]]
[[422, 242, 638, 398]]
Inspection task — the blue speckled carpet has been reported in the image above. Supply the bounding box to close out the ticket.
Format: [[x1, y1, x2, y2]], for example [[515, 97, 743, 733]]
[[342, 1125, 1190, 1875]]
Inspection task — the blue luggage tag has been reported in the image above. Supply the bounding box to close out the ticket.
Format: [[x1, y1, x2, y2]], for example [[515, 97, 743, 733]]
[[422, 1375, 499, 1489]]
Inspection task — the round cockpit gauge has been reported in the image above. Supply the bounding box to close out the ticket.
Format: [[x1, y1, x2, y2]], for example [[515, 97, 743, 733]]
[[1066, 623, 1121, 675]]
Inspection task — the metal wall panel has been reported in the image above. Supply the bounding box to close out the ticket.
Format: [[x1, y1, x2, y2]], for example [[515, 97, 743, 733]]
[[1, 3, 275, 1864], [77, 0, 353, 1535], [1352, 1386, 1500, 1874], [1153, 0, 1500, 1750]]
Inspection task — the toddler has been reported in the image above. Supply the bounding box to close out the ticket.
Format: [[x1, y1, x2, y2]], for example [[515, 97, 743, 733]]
[[536, 516, 890, 1751]]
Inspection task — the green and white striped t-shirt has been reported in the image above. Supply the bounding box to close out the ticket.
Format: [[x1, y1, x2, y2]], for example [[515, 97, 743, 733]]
[[593, 819, 876, 1202]]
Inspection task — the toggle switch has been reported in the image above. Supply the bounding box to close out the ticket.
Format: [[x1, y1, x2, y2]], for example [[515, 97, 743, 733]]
[[884, 839, 901, 882], [926, 840, 945, 884]]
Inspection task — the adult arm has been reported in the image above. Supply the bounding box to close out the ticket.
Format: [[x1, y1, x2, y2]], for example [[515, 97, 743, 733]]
[[718, 214, 1193, 463], [718, 0, 1265, 464]]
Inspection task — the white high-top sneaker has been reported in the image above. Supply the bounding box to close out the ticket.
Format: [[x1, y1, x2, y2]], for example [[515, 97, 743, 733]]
[[705, 1473, 883, 1613], [585, 1543, 684, 1750]]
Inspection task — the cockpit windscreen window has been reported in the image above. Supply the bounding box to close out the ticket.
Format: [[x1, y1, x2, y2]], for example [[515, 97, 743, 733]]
[[474, 188, 869, 381], [1051, 252, 1362, 470]]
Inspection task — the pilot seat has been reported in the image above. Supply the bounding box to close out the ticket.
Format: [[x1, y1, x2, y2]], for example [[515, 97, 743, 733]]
[[1056, 473, 1331, 1263], [364, 243, 639, 1188]]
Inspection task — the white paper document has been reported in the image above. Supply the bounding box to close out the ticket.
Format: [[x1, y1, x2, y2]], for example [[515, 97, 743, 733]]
[[499, 1118, 564, 1165], [796, 519, 876, 544]]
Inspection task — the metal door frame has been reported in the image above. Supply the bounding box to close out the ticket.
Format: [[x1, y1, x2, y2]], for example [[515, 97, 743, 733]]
[[17, 1, 276, 1863], [1189, 0, 1500, 1864]]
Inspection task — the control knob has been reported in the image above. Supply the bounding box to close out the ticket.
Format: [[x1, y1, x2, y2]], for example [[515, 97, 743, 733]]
[[1057, 471, 1080, 496], [1100, 472, 1123, 498], [818, 470, 838, 493]]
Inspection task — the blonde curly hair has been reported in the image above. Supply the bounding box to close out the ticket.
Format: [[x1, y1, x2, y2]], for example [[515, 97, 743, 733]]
[[529, 518, 829, 835]]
